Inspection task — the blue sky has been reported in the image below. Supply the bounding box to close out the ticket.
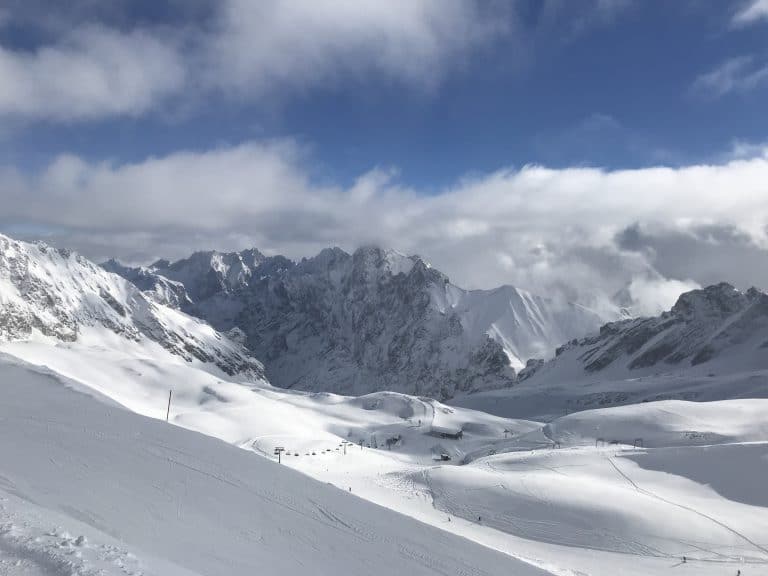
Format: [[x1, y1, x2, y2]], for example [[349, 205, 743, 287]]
[[3, 1, 767, 186], [1, 0, 768, 313]]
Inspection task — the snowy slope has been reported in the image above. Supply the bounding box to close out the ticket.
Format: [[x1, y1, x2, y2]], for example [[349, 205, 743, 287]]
[[3, 333, 766, 576], [448, 285, 603, 371], [426, 399, 768, 565], [0, 233, 263, 379], [0, 356, 548, 576], [106, 245, 604, 398], [544, 398, 768, 448]]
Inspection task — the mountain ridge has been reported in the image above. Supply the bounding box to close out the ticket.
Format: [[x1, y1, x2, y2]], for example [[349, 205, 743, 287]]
[[104, 244, 606, 399], [452, 282, 768, 420], [0, 233, 264, 380]]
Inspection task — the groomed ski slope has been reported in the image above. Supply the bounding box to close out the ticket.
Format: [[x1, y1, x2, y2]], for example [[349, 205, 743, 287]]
[[0, 358, 549, 576]]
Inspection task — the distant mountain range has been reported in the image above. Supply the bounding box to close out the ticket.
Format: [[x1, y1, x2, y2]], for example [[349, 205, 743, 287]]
[[531, 282, 768, 380], [3, 232, 767, 406], [453, 282, 768, 419], [104, 245, 605, 399]]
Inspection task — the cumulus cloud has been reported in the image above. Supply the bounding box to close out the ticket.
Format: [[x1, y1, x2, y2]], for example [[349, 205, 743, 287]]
[[615, 222, 768, 291], [0, 0, 507, 121], [203, 0, 508, 95], [732, 0, 768, 27], [3, 142, 768, 316], [0, 26, 186, 120], [0, 0, 646, 122]]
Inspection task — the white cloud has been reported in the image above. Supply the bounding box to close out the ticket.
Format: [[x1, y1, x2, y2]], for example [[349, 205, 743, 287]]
[[3, 142, 768, 315], [204, 0, 507, 95], [691, 56, 768, 98], [0, 26, 186, 121], [733, 0, 768, 27], [624, 276, 700, 317], [0, 0, 643, 122], [0, 1, 507, 121], [722, 139, 768, 161]]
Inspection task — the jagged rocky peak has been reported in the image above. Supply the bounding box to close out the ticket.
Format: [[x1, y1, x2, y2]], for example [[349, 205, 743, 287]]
[[102, 257, 133, 276], [150, 258, 171, 269], [160, 249, 264, 300], [670, 282, 748, 321], [105, 246, 275, 306], [0, 234, 264, 380], [352, 246, 422, 276], [295, 246, 349, 277], [102, 258, 192, 310]]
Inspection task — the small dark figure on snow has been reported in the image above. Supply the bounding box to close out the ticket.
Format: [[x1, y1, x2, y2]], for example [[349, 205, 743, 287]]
[[478, 516, 482, 523], [682, 556, 686, 563]]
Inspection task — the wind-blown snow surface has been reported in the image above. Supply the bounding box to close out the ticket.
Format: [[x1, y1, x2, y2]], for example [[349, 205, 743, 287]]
[[105, 245, 604, 398], [0, 357, 547, 576]]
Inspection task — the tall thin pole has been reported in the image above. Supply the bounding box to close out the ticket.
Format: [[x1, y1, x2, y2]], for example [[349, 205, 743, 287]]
[[166, 390, 172, 422]]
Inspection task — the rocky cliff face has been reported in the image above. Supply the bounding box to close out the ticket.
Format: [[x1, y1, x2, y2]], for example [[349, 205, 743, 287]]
[[106, 245, 603, 399], [0, 234, 263, 380]]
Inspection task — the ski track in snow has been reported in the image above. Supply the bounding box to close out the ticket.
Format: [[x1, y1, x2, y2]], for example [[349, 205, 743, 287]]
[[606, 456, 768, 559]]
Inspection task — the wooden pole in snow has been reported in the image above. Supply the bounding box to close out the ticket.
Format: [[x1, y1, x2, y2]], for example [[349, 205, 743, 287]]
[[166, 390, 172, 422]]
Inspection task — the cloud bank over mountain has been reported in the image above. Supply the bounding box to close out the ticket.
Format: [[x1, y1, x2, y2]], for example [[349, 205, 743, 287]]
[[3, 142, 768, 315]]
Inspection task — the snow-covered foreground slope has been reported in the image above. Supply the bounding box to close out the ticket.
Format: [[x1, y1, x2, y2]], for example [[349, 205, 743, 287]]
[[0, 357, 549, 576], [106, 245, 605, 398], [3, 335, 766, 576]]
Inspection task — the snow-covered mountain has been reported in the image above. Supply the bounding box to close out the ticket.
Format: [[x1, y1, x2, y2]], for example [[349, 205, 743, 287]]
[[0, 234, 263, 379], [542, 282, 768, 379], [106, 245, 604, 399], [102, 258, 194, 309], [453, 283, 768, 419]]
